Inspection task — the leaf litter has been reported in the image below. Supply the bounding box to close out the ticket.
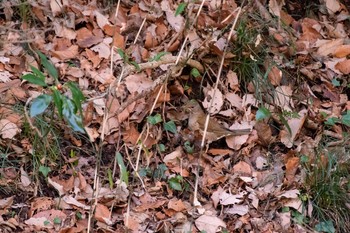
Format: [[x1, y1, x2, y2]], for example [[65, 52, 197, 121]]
[[0, 0, 350, 232]]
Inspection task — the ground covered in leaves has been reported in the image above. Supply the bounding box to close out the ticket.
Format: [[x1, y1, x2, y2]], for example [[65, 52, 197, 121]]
[[1, 0, 350, 232]]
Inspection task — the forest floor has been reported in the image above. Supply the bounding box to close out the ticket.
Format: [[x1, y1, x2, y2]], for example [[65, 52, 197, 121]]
[[1, 0, 350, 232]]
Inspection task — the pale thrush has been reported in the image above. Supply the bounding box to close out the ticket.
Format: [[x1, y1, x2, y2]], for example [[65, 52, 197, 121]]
[[184, 99, 251, 143]]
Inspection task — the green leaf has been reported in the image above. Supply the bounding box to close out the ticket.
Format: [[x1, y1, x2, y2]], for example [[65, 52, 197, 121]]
[[331, 78, 340, 87], [62, 98, 85, 133], [22, 73, 47, 87], [130, 61, 141, 71], [116, 152, 128, 185], [53, 217, 61, 224], [30, 65, 45, 79], [107, 168, 113, 189], [66, 82, 85, 115], [175, 2, 187, 16], [164, 121, 177, 134], [184, 141, 194, 154], [168, 177, 182, 191], [147, 114, 163, 125], [149, 52, 169, 62], [315, 220, 335, 233], [153, 163, 168, 179], [52, 88, 63, 118], [44, 220, 50, 226], [325, 117, 340, 126], [158, 143, 166, 152], [256, 107, 271, 120], [36, 50, 58, 81], [117, 48, 125, 58], [341, 110, 350, 127], [39, 165, 51, 177], [76, 212, 82, 220], [30, 94, 52, 117], [190, 68, 200, 78]]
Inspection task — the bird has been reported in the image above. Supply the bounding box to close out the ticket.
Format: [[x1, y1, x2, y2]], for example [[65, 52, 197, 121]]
[[184, 99, 251, 143]]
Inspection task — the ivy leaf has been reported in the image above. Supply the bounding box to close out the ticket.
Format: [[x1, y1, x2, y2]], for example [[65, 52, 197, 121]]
[[315, 220, 335, 233], [256, 107, 271, 120], [325, 117, 340, 126], [168, 177, 182, 191], [30, 94, 52, 117], [39, 166, 51, 177], [164, 121, 177, 134], [331, 78, 340, 87], [341, 110, 350, 127], [147, 114, 163, 125]]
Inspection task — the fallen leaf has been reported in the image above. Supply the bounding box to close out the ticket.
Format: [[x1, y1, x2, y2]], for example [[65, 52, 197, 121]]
[[95, 203, 113, 225], [226, 204, 249, 215], [0, 119, 20, 139], [195, 215, 226, 233]]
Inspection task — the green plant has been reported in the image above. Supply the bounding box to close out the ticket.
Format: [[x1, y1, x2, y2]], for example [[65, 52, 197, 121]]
[[116, 152, 129, 185], [116, 48, 140, 71], [168, 175, 184, 191], [22, 51, 85, 133], [324, 110, 350, 128], [301, 143, 350, 232]]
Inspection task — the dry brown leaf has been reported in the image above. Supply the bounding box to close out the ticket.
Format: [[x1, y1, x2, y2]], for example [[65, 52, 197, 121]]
[[268, 66, 282, 86], [316, 38, 343, 57], [334, 44, 350, 57], [168, 198, 186, 212], [269, 0, 285, 17], [125, 73, 154, 93], [195, 215, 226, 233], [50, 0, 63, 16], [325, 0, 341, 14], [91, 42, 111, 59], [76, 28, 103, 48], [280, 109, 307, 148], [25, 209, 67, 229], [226, 205, 249, 216], [285, 157, 300, 183], [225, 92, 243, 111], [0, 196, 14, 209], [219, 191, 246, 205], [95, 203, 112, 225], [0, 119, 20, 139], [233, 161, 252, 176], [211, 186, 224, 208], [202, 87, 224, 114], [20, 167, 31, 187], [335, 59, 350, 74], [0, 71, 11, 82], [52, 45, 79, 60]]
